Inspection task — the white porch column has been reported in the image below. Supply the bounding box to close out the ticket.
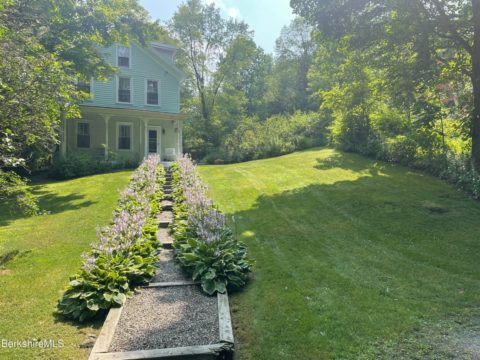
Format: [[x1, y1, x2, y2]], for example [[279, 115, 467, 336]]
[[103, 115, 111, 161], [176, 120, 181, 159], [143, 118, 149, 159]]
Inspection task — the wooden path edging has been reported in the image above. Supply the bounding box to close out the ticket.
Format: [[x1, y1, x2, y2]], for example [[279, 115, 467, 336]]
[[88, 288, 234, 360], [90, 307, 124, 355], [143, 280, 197, 288]]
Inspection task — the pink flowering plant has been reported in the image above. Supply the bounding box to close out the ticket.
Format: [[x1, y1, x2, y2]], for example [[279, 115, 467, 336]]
[[170, 155, 253, 295], [57, 155, 165, 322]]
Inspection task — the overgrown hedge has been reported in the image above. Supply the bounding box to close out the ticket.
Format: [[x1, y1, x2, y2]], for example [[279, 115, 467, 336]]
[[169, 155, 253, 295], [200, 112, 328, 164], [57, 155, 164, 321]]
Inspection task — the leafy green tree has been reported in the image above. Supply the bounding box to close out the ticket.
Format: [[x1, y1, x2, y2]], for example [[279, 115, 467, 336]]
[[290, 0, 480, 168], [217, 36, 273, 120], [0, 0, 162, 213], [170, 0, 251, 151], [267, 17, 316, 114]]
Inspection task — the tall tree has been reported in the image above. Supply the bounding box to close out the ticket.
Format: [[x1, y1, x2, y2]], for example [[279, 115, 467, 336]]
[[266, 17, 316, 115], [0, 0, 162, 213], [290, 0, 480, 168], [170, 0, 251, 149]]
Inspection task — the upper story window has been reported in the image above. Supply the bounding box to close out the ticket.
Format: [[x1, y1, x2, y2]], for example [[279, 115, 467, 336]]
[[146, 80, 159, 105], [117, 45, 131, 68], [76, 78, 92, 96], [77, 122, 90, 148], [117, 76, 131, 103]]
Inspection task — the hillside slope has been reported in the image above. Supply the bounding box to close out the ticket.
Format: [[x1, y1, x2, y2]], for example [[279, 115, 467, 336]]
[[199, 148, 480, 359], [0, 171, 132, 359]]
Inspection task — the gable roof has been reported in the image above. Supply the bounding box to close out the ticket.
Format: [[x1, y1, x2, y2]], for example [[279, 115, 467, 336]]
[[135, 42, 185, 82], [151, 42, 177, 53]]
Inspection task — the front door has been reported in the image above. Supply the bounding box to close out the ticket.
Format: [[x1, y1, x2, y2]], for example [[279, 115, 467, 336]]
[[147, 126, 161, 155]]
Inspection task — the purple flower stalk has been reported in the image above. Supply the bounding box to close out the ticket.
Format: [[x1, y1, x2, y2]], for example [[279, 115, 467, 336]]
[[176, 154, 227, 243], [82, 154, 161, 272]]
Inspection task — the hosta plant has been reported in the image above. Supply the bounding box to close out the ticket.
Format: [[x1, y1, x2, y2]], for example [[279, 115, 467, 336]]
[[57, 155, 165, 321], [175, 230, 252, 295], [169, 155, 253, 295]]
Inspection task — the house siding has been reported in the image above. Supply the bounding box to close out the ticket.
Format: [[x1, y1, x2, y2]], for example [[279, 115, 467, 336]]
[[62, 42, 184, 162], [84, 44, 180, 113], [67, 114, 183, 163]]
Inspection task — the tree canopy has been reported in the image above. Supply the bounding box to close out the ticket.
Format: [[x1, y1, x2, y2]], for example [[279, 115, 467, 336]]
[[0, 0, 165, 213]]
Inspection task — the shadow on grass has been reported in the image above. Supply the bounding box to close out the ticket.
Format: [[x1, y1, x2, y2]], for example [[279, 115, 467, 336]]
[[0, 188, 97, 227], [216, 155, 480, 358], [35, 189, 97, 213], [314, 151, 386, 176], [52, 312, 104, 336]]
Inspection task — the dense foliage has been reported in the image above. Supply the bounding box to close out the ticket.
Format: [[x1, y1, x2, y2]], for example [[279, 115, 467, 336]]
[[284, 0, 480, 197], [50, 152, 139, 180], [165, 0, 480, 199], [4, 0, 480, 212], [220, 112, 327, 163], [170, 0, 319, 161], [57, 155, 164, 321], [0, 0, 165, 213], [169, 156, 253, 295]]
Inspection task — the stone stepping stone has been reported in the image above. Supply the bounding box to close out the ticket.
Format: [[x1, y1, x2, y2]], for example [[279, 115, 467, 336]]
[[158, 211, 173, 228], [160, 200, 173, 211], [157, 228, 173, 249]]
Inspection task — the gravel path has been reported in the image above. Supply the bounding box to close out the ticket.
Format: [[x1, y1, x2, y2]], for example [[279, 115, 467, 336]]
[[153, 250, 191, 283], [109, 286, 219, 352]]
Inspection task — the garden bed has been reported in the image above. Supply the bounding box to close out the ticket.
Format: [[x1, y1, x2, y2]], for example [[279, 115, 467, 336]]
[[88, 165, 235, 360]]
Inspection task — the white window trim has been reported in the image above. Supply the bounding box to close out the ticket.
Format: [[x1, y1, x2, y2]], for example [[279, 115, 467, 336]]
[[75, 120, 91, 149], [116, 44, 132, 69], [116, 122, 134, 151], [116, 75, 133, 104], [145, 79, 161, 106]]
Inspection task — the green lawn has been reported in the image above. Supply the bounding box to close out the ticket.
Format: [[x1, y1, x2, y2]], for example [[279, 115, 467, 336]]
[[199, 148, 480, 359], [0, 171, 132, 359]]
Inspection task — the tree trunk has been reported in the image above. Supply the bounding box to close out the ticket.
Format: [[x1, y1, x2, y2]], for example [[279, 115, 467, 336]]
[[472, 63, 480, 169], [471, 0, 480, 168]]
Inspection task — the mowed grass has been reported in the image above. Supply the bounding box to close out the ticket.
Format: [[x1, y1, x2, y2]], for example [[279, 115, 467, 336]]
[[0, 171, 132, 359], [199, 148, 480, 359]]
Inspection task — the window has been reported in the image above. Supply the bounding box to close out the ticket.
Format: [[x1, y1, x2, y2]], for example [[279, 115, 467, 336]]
[[148, 129, 158, 153], [146, 80, 159, 105], [77, 122, 90, 148], [118, 124, 132, 150], [117, 46, 130, 68], [76, 79, 91, 95], [117, 77, 131, 103]]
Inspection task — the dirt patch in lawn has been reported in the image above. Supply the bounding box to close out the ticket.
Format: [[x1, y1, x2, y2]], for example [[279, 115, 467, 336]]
[[373, 317, 480, 359], [0, 269, 12, 276]]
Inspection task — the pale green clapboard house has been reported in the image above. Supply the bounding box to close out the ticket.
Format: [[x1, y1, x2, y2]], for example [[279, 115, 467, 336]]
[[60, 42, 186, 163]]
